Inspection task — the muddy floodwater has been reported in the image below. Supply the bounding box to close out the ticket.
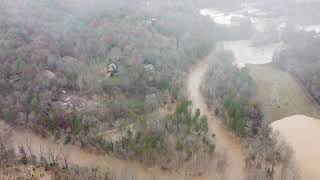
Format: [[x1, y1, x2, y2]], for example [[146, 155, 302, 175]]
[[187, 60, 246, 180], [271, 115, 320, 180], [221, 40, 280, 67], [1, 121, 180, 180], [201, 2, 320, 67]]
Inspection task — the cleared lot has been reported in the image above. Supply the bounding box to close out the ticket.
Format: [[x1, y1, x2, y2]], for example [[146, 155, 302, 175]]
[[248, 64, 320, 122]]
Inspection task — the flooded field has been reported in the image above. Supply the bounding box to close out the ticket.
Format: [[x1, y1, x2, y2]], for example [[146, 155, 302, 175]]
[[221, 40, 280, 67], [248, 64, 320, 122]]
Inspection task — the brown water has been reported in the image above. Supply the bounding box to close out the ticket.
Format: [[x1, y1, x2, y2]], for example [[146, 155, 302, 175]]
[[271, 115, 320, 180], [187, 60, 246, 180], [1, 58, 246, 180], [2, 121, 183, 180]]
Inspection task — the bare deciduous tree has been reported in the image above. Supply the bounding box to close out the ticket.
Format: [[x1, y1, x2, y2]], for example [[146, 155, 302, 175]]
[[245, 125, 299, 180]]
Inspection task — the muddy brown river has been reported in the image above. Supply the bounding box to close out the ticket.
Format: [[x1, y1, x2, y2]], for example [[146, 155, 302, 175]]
[[271, 115, 320, 180], [187, 60, 246, 180]]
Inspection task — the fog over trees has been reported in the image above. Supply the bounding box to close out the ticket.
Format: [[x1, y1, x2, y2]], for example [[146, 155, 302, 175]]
[[273, 30, 320, 104], [0, 0, 221, 177], [1, 0, 319, 179]]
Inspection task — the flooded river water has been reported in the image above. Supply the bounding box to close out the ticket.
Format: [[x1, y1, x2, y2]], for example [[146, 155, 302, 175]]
[[2, 2, 319, 180], [202, 3, 320, 180], [271, 115, 320, 180], [187, 60, 246, 180], [222, 40, 280, 67]]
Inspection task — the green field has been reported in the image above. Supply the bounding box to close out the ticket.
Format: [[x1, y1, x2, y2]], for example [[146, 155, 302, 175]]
[[248, 64, 320, 122]]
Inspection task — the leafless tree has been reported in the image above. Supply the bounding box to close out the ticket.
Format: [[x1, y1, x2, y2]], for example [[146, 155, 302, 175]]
[[0, 136, 16, 167], [46, 146, 62, 166], [245, 125, 300, 180], [216, 151, 228, 180]]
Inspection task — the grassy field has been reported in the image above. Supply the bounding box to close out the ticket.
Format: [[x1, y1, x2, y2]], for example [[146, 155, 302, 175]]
[[248, 64, 320, 122]]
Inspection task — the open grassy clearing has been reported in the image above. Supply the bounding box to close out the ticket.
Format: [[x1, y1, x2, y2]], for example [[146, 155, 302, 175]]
[[248, 64, 320, 122]]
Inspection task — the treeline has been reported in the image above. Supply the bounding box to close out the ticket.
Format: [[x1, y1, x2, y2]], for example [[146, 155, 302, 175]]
[[200, 48, 298, 180], [0, 100, 218, 178], [0, 130, 140, 180], [245, 125, 299, 180], [273, 30, 320, 105], [201, 48, 262, 135]]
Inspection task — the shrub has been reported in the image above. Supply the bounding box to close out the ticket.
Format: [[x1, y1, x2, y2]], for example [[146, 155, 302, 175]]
[[44, 111, 60, 132], [198, 115, 209, 134], [224, 96, 245, 135], [0, 79, 11, 93], [127, 99, 145, 115], [14, 58, 26, 73], [65, 72, 78, 82], [2, 107, 16, 122], [72, 115, 82, 135], [175, 140, 184, 151], [134, 133, 165, 156], [91, 137, 114, 153], [101, 77, 121, 94]]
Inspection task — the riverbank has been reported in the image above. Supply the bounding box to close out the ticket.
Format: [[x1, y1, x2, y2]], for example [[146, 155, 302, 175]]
[[0, 120, 186, 180], [187, 59, 246, 180]]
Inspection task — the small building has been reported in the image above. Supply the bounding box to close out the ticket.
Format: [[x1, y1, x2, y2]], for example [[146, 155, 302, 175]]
[[107, 63, 118, 77]]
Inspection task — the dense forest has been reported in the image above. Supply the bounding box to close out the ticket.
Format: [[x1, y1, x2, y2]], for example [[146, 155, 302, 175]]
[[0, 0, 221, 172]]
